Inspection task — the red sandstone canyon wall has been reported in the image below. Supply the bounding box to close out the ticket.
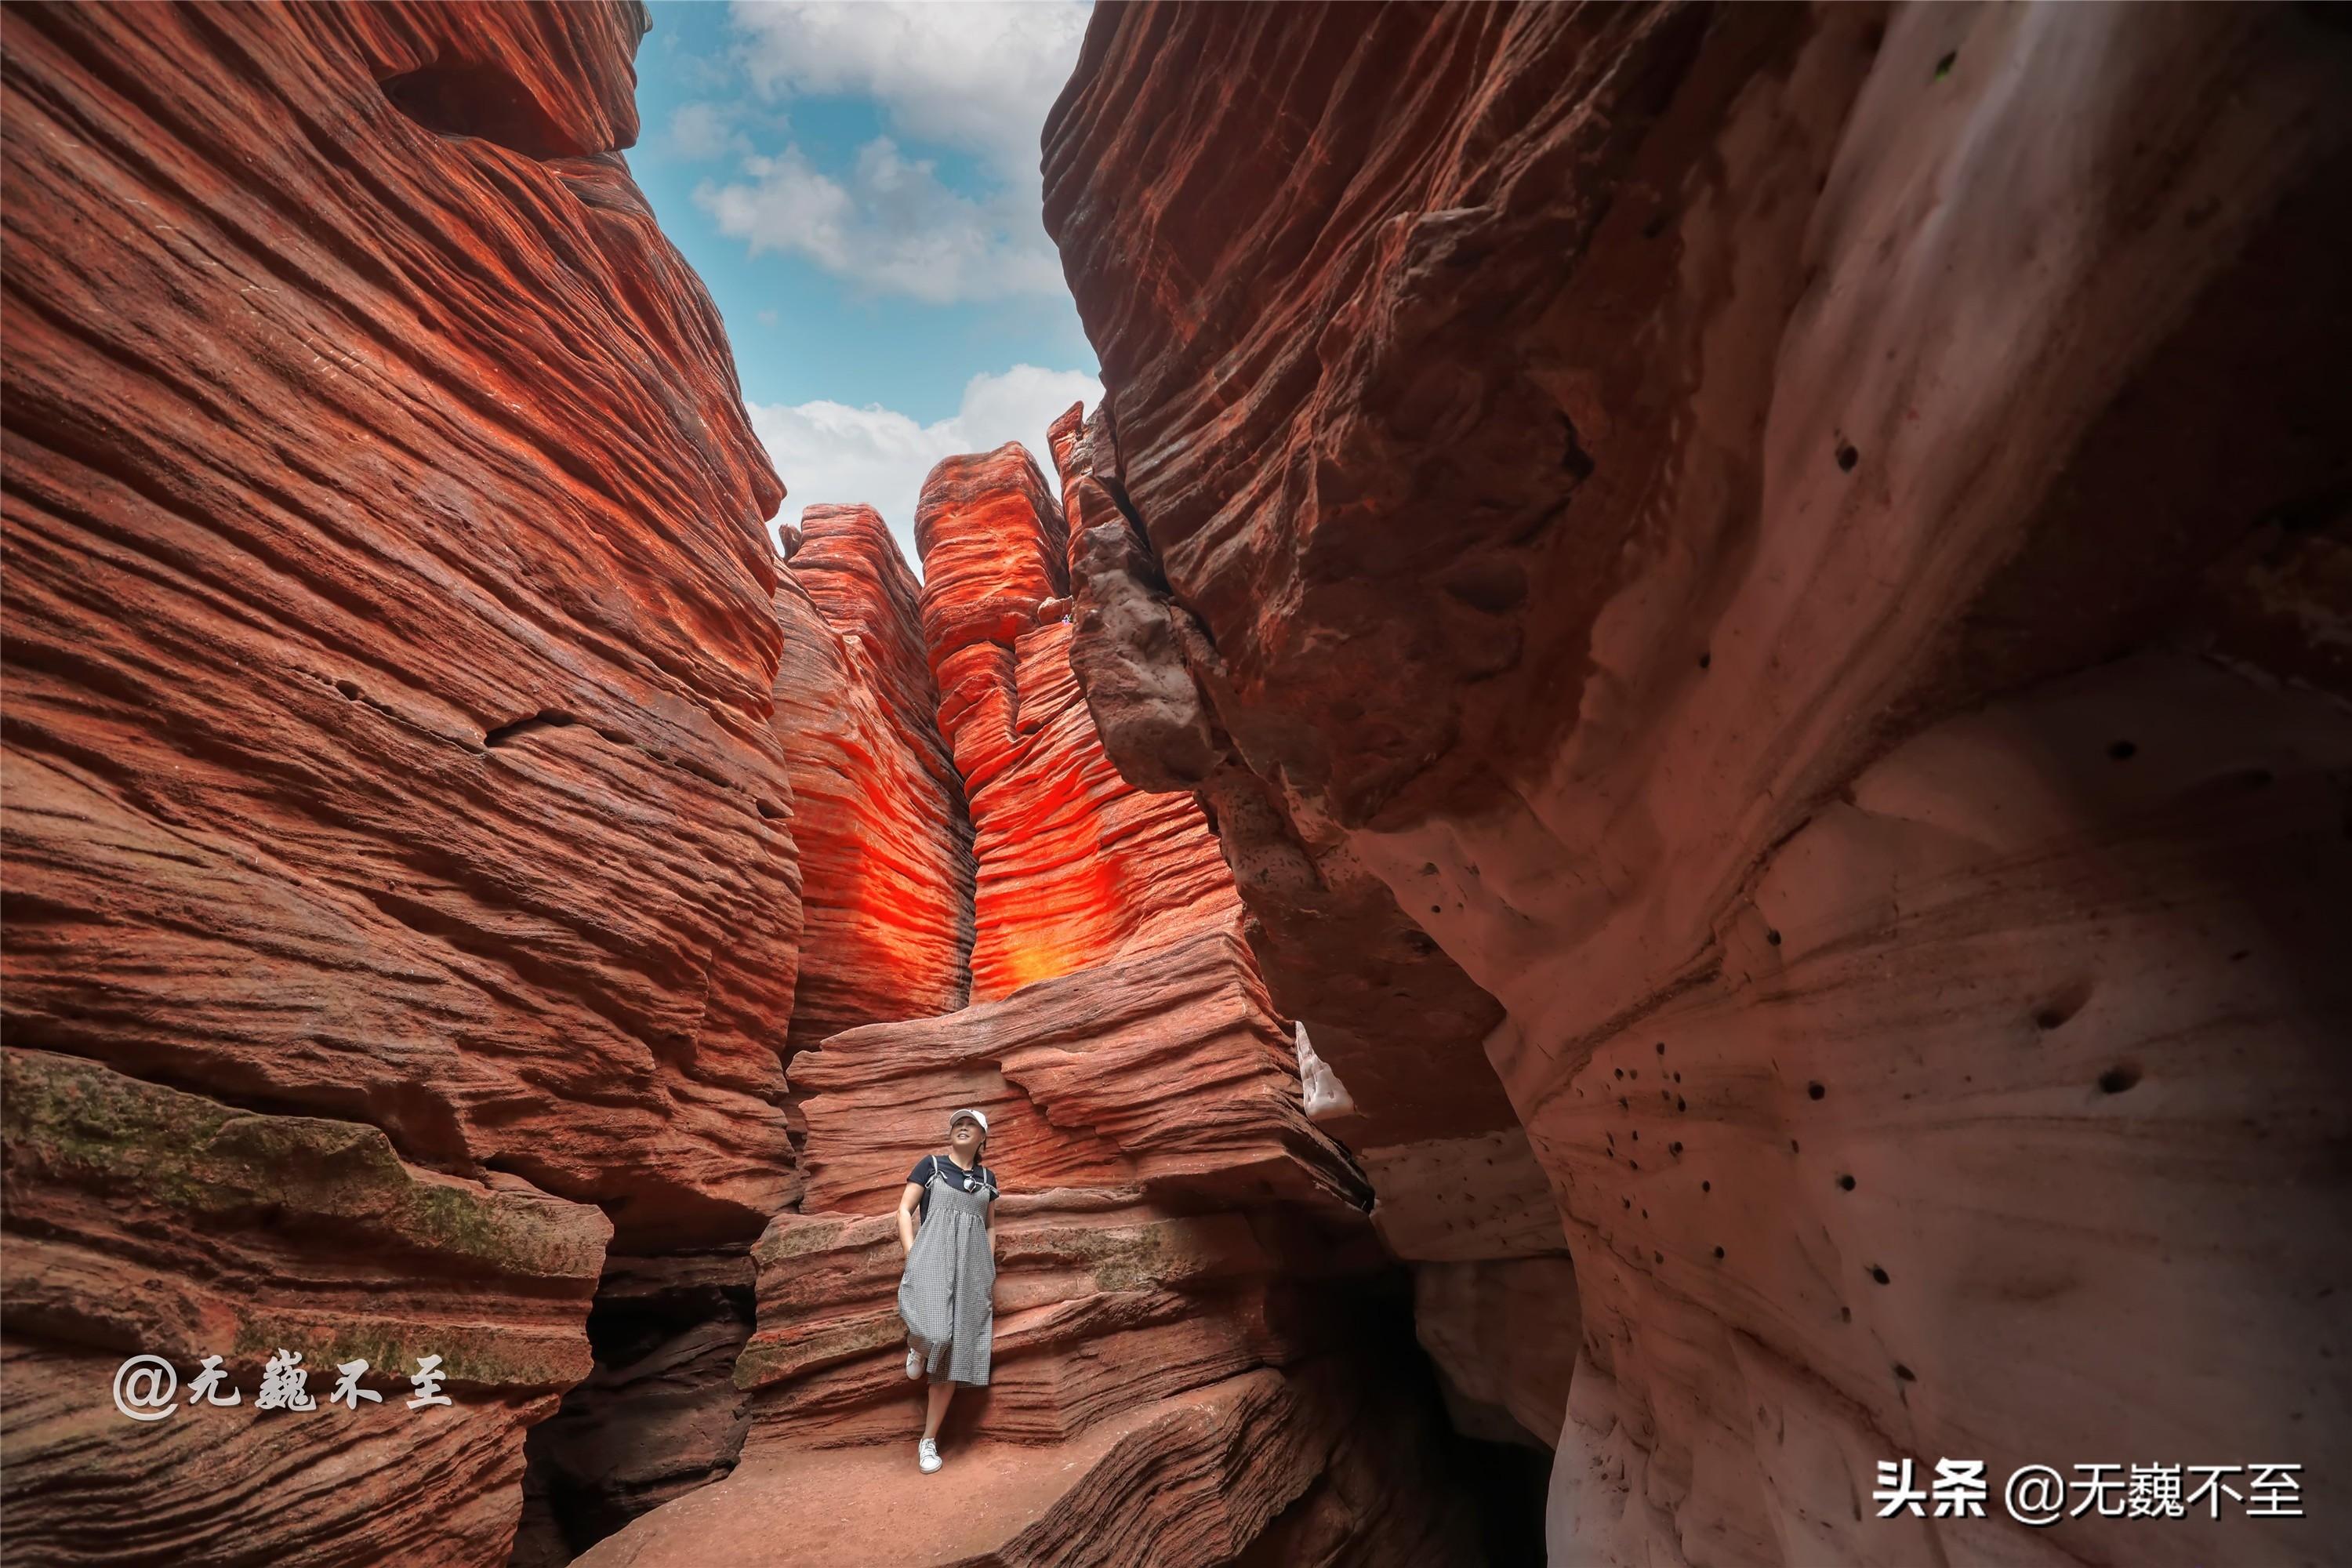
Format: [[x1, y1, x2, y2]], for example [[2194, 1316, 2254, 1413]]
[[582, 444, 1487, 1567], [774, 503, 975, 1056], [2, 2, 807, 1557], [3, 0, 800, 1249], [17, 0, 2342, 1562], [3, 2, 1501, 1559], [1050, 397, 1518, 1152], [915, 442, 1243, 1000], [1046, 3, 2352, 1565]]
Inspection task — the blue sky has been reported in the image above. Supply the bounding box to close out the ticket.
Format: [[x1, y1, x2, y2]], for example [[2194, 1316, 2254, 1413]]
[[627, 2, 1101, 563]]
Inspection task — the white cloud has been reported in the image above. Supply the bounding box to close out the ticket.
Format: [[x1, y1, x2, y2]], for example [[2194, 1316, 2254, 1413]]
[[695, 0, 1089, 303], [695, 136, 1062, 304], [749, 364, 1102, 571], [666, 100, 753, 161], [728, 0, 1089, 184]]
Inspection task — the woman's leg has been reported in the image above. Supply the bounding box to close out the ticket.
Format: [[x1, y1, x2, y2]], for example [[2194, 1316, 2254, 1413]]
[[922, 1379, 955, 1440]]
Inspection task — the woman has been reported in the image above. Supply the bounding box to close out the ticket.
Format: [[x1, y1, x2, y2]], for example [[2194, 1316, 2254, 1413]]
[[895, 1106, 998, 1473]]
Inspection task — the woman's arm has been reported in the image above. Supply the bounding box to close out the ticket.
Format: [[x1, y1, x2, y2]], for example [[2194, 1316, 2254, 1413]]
[[897, 1181, 923, 1254]]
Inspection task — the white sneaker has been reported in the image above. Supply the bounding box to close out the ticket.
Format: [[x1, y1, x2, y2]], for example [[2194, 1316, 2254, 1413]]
[[905, 1345, 923, 1380], [917, 1437, 942, 1474]]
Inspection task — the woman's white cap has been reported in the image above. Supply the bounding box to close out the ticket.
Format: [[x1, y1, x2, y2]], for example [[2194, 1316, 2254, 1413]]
[[949, 1107, 989, 1134]]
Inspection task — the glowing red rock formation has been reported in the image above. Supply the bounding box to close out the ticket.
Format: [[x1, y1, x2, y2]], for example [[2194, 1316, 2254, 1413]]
[[594, 443, 1490, 1565], [916, 445, 1243, 1000], [914, 445, 1069, 666], [1046, 3, 2352, 1563], [773, 504, 975, 1053]]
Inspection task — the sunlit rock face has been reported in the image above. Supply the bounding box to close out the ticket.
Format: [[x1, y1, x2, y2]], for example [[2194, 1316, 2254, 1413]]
[[1, 0, 798, 1558], [1046, 3, 2352, 1564], [773, 503, 975, 1055], [915, 444, 1243, 1000]]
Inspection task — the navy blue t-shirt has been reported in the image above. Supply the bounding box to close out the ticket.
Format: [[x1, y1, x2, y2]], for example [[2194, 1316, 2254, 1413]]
[[907, 1154, 998, 1222]]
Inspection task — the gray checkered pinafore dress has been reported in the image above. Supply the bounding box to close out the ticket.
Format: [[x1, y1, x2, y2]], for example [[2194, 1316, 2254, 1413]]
[[898, 1157, 996, 1385]]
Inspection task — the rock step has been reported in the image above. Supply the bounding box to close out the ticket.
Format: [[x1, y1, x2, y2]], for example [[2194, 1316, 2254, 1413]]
[[575, 1369, 1318, 1568]]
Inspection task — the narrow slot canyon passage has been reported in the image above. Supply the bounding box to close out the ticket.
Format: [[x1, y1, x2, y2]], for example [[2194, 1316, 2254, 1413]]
[[2, 2, 2347, 1566], [521, 452, 1561, 1566]]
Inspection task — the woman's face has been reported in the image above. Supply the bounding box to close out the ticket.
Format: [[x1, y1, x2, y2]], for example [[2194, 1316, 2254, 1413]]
[[949, 1120, 981, 1155]]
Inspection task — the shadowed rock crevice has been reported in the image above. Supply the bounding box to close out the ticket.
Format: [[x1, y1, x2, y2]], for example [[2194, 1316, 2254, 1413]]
[[510, 1251, 757, 1566], [484, 712, 582, 748], [380, 58, 593, 160]]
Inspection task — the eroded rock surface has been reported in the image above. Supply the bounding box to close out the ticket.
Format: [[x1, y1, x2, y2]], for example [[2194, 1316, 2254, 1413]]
[[1046, 3, 2352, 1564], [773, 503, 975, 1056], [916, 444, 1244, 1000], [584, 447, 1486, 1567], [2, 0, 799, 1250], [1050, 397, 1515, 1153], [581, 936, 1478, 1567], [2, 2, 801, 1561], [2, 1048, 609, 1566]]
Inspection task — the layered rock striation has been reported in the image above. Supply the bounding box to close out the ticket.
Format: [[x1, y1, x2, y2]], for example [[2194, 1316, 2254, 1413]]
[[772, 503, 975, 1057], [2, 0, 800, 1250], [1, 1, 807, 1559], [916, 443, 1243, 1000], [20, 0, 2333, 1561], [2, 1047, 609, 1566], [1047, 3, 2352, 1565], [586, 923, 1482, 1568], [583, 445, 1490, 1567], [1048, 388, 1552, 1471]]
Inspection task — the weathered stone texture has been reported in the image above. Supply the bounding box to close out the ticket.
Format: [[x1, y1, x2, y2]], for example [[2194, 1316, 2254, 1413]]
[[773, 503, 975, 1054], [513, 1250, 758, 1561], [586, 441, 1482, 1566], [1, 1048, 609, 1566], [2, 0, 802, 1250], [789, 930, 1366, 1218], [1046, 3, 2352, 1563], [2, 3, 801, 1562], [916, 445, 1243, 1001]]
